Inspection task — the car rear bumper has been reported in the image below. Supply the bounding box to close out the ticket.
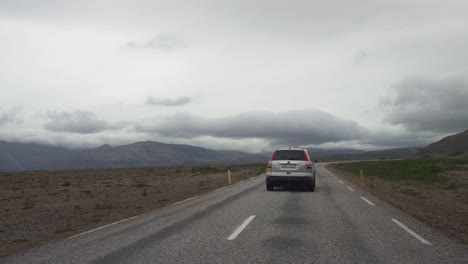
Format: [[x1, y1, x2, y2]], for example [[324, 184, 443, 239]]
[[266, 175, 314, 185]]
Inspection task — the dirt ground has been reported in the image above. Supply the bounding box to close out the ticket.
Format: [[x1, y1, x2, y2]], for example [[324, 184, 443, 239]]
[[0, 164, 265, 257], [328, 163, 468, 245]]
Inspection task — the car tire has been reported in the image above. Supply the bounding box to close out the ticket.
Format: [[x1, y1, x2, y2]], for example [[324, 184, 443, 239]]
[[307, 183, 315, 192], [266, 183, 273, 191]]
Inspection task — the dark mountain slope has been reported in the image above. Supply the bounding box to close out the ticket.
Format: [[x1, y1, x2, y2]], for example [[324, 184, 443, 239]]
[[0, 141, 76, 171], [0, 141, 266, 171], [420, 129, 468, 157]]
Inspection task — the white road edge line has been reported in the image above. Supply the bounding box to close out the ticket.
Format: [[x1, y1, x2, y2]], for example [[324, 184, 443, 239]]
[[339, 180, 344, 184], [360, 196, 376, 206], [173, 195, 199, 205], [392, 218, 432, 245], [215, 187, 226, 191], [68, 216, 138, 239], [347, 186, 355, 191], [227, 215, 256, 240], [334, 177, 338, 180]]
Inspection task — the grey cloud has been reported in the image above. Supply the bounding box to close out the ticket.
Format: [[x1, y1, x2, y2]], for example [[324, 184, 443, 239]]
[[134, 109, 370, 146], [362, 130, 444, 149], [126, 34, 187, 51], [381, 76, 468, 133], [0, 1, 388, 40], [0, 106, 22, 126], [44, 110, 120, 134], [353, 51, 369, 64], [146, 96, 192, 106]]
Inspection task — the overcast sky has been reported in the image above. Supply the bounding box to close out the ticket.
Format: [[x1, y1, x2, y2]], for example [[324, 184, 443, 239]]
[[1, 0, 468, 152]]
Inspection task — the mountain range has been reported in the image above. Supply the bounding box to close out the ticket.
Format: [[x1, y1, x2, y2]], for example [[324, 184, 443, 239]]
[[0, 141, 267, 172], [1, 129, 467, 172]]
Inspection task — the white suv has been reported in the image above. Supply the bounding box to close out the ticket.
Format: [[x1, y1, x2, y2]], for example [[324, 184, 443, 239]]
[[265, 148, 316, 192]]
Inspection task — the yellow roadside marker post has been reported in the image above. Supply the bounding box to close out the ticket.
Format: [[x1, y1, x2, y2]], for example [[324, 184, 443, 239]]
[[360, 169, 364, 186], [228, 170, 232, 185]]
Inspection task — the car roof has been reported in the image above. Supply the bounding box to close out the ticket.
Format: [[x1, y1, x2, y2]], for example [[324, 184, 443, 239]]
[[275, 148, 305, 151]]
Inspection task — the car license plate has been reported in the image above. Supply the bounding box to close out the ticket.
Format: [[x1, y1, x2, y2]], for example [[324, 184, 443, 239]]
[[282, 164, 296, 169]]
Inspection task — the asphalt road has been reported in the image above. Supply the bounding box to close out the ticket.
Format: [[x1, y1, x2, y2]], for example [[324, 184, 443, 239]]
[[3, 164, 467, 264]]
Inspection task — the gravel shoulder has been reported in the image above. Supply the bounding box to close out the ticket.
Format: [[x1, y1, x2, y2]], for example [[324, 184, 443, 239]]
[[0, 164, 264, 257]]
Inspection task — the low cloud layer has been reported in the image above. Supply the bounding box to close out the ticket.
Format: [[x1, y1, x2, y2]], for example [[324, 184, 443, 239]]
[[44, 111, 118, 134], [381, 76, 468, 133], [134, 109, 370, 146], [0, 106, 22, 126], [0, 107, 451, 151], [363, 129, 444, 149], [126, 34, 187, 51], [146, 96, 192, 106]]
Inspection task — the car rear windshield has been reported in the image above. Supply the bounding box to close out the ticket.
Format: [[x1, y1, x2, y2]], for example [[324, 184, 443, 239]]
[[272, 150, 306, 161]]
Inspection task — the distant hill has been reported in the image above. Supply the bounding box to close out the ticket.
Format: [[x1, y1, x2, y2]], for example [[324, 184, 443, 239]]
[[253, 147, 416, 162], [419, 129, 468, 157], [0, 141, 76, 171], [312, 147, 420, 161], [306, 148, 365, 156], [0, 141, 267, 172]]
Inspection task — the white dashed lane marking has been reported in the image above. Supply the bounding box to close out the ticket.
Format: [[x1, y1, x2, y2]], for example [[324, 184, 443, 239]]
[[392, 218, 432, 245], [360, 196, 376, 206], [227, 215, 256, 240]]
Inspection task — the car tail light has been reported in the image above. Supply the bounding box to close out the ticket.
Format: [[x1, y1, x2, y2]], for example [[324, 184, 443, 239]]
[[304, 151, 312, 169], [267, 151, 276, 168]]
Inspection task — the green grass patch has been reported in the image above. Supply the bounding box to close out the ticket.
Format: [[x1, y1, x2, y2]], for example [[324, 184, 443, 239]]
[[444, 181, 458, 190], [334, 156, 468, 184]]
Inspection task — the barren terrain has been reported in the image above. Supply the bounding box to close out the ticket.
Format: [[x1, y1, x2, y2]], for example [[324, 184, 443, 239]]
[[0, 164, 265, 257]]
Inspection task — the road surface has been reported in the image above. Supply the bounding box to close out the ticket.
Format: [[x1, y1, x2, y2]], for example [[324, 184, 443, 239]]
[[3, 164, 467, 263]]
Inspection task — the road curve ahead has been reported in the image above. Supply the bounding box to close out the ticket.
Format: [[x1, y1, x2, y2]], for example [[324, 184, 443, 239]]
[[3, 164, 467, 264]]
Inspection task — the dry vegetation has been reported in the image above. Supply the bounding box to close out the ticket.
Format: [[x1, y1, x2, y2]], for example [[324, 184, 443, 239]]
[[0, 164, 265, 257]]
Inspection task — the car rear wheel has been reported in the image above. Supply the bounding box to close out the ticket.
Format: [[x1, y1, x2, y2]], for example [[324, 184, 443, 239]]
[[307, 183, 315, 192], [266, 183, 273, 191]]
